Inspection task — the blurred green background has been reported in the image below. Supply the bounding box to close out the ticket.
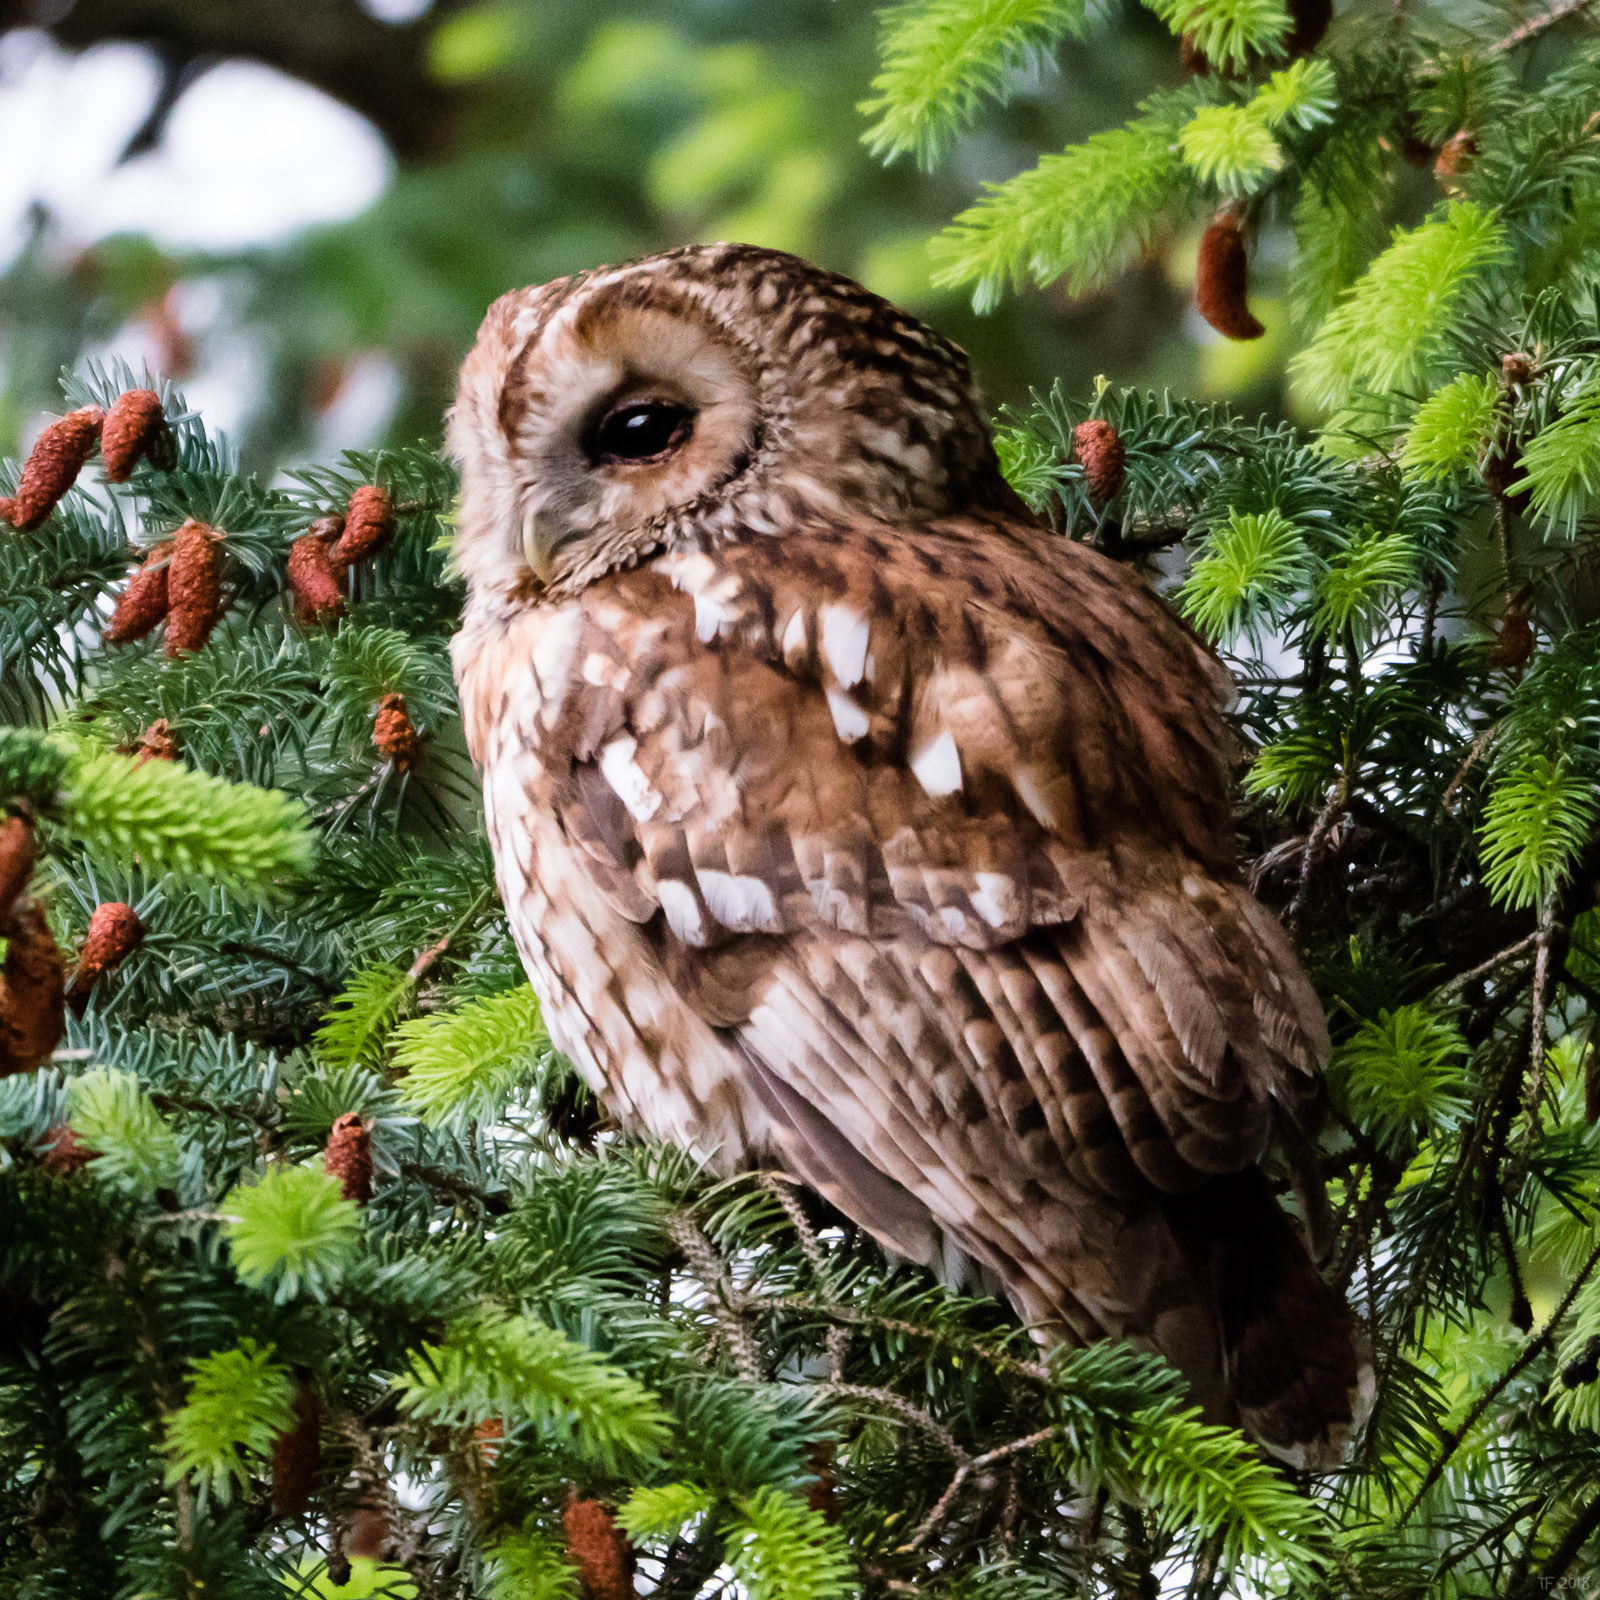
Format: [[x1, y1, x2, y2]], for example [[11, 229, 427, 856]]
[[0, 0, 1294, 471]]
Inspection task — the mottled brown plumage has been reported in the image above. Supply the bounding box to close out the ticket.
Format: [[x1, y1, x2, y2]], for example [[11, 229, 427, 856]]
[[448, 243, 1362, 1462]]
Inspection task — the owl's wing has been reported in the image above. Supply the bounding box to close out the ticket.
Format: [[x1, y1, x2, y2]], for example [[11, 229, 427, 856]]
[[522, 512, 1326, 1225]]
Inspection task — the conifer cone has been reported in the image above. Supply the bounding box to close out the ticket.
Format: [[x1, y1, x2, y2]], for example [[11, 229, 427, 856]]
[[0, 900, 66, 1075], [1073, 418, 1126, 506], [324, 1112, 373, 1204], [563, 1492, 635, 1600], [70, 902, 144, 1013], [373, 693, 420, 771], [103, 544, 172, 645], [132, 719, 180, 765], [271, 1375, 322, 1516], [1502, 351, 1534, 387], [288, 530, 347, 623], [41, 1123, 96, 1177], [332, 486, 395, 565], [163, 519, 223, 657], [2, 407, 105, 532], [1196, 218, 1264, 340], [0, 813, 35, 927], [100, 389, 173, 482], [346, 1505, 391, 1559], [1434, 129, 1477, 185], [1492, 605, 1534, 675]]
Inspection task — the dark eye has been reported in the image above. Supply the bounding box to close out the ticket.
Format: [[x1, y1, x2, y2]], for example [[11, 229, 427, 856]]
[[591, 401, 694, 463]]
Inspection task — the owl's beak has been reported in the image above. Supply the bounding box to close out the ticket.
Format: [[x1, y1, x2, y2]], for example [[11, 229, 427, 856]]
[[520, 507, 565, 585]]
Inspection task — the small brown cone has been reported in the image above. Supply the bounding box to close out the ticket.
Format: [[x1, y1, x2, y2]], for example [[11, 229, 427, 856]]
[[1196, 218, 1264, 341], [1502, 351, 1534, 388], [807, 1441, 838, 1523], [70, 903, 144, 1015], [288, 531, 346, 623], [41, 1123, 97, 1176], [324, 1112, 373, 1204], [373, 693, 420, 772], [100, 389, 174, 482], [1434, 129, 1477, 185], [563, 1492, 635, 1600], [132, 719, 180, 766], [164, 519, 223, 657], [332, 486, 395, 565], [271, 1375, 321, 1517], [103, 544, 172, 645], [346, 1504, 391, 1560], [1073, 418, 1126, 506], [0, 899, 66, 1075], [3, 407, 104, 532], [1492, 606, 1534, 675], [0, 814, 35, 927]]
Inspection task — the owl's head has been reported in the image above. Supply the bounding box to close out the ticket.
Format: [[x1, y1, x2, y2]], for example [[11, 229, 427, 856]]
[[446, 243, 1011, 598]]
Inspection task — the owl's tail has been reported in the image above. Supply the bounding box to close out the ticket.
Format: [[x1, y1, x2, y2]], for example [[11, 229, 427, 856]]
[[1160, 1170, 1369, 1470]]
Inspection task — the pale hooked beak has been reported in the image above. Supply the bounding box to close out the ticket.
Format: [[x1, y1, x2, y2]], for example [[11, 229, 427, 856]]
[[521, 505, 565, 585]]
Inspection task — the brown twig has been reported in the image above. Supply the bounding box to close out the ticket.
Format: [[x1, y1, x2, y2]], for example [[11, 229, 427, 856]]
[[819, 1383, 967, 1461], [1487, 0, 1595, 54], [1432, 930, 1543, 1001], [906, 1426, 1058, 1552]]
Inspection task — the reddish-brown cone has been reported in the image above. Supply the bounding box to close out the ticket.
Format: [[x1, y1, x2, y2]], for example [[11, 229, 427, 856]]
[[164, 519, 223, 657], [0, 900, 66, 1075], [1179, 32, 1211, 75], [132, 719, 180, 766], [1434, 129, 1477, 184], [1502, 351, 1535, 387], [288, 531, 346, 623], [1492, 606, 1535, 675], [807, 1442, 838, 1522], [563, 1493, 635, 1600], [70, 903, 144, 1014], [1196, 219, 1265, 341], [0, 814, 35, 927], [324, 1113, 373, 1204], [1073, 418, 1127, 506], [3, 407, 104, 531], [41, 1122, 97, 1176], [345, 1505, 391, 1560], [103, 544, 172, 645], [373, 693, 420, 771], [100, 389, 173, 482], [271, 1376, 322, 1516], [332, 486, 395, 565]]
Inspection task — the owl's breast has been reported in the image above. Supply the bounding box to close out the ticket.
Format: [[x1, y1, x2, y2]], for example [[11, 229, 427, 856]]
[[453, 596, 778, 1168]]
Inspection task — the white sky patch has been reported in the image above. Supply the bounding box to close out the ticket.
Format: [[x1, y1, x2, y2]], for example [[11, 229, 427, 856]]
[[0, 31, 391, 268]]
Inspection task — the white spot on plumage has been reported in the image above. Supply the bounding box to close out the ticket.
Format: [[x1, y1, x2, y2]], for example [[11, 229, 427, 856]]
[[780, 608, 807, 660], [971, 872, 1019, 929], [530, 605, 582, 706], [697, 869, 781, 933], [911, 730, 962, 797], [658, 881, 706, 944], [827, 687, 870, 743], [599, 734, 661, 821], [820, 604, 870, 688], [1013, 766, 1055, 829]]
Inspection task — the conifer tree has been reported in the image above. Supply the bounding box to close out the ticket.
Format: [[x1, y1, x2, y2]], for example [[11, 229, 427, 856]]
[[4, 0, 1600, 1595]]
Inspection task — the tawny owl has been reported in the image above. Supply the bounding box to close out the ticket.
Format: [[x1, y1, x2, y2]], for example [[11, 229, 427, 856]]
[[448, 243, 1362, 1463]]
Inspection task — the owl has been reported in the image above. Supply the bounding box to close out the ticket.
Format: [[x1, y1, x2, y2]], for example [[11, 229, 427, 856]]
[[448, 243, 1362, 1464]]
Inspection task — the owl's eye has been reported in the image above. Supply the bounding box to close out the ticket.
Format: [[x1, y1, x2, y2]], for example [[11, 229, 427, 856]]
[[591, 401, 695, 463]]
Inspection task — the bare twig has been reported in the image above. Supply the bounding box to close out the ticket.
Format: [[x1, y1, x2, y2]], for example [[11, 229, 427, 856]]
[[1488, 0, 1594, 54], [669, 1212, 761, 1384], [819, 1382, 968, 1461], [906, 1426, 1058, 1552], [1433, 930, 1543, 1001], [1287, 776, 1349, 938]]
